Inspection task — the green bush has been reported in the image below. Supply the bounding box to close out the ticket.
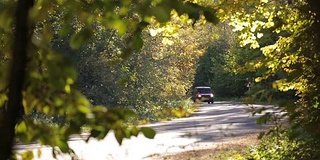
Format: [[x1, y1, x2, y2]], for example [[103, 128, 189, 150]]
[[244, 131, 300, 160], [243, 127, 320, 160]]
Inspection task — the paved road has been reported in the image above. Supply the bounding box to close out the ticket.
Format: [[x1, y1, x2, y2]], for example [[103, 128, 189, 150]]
[[15, 101, 272, 160]]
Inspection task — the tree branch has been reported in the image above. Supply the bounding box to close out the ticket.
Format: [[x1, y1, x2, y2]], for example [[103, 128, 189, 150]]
[[0, 0, 34, 159]]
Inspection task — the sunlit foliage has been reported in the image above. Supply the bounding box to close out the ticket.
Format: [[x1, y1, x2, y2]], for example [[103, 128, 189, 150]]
[[0, 0, 218, 159], [226, 0, 320, 158]]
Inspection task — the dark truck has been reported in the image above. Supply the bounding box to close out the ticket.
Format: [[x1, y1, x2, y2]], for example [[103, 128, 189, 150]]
[[192, 86, 214, 104]]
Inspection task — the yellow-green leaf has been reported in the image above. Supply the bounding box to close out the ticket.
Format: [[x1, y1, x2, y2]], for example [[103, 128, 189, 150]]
[[43, 106, 50, 114], [64, 84, 71, 93], [140, 127, 156, 139], [131, 126, 139, 137], [57, 140, 69, 153], [37, 149, 42, 158], [115, 129, 124, 145], [21, 151, 34, 160], [16, 121, 27, 132], [77, 105, 91, 114], [260, 0, 268, 3]]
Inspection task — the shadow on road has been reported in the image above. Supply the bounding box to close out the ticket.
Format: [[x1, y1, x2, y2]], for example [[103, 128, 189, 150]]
[[146, 101, 270, 144], [13, 101, 275, 160]]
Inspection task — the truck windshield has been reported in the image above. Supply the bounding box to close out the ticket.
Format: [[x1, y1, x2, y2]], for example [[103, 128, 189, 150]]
[[197, 88, 212, 93]]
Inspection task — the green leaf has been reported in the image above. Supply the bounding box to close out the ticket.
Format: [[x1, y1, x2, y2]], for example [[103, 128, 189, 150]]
[[151, 6, 171, 23], [140, 127, 156, 139], [57, 140, 69, 153], [203, 10, 219, 24], [123, 128, 131, 138], [133, 33, 143, 51], [313, 96, 319, 109], [70, 29, 92, 50], [64, 84, 71, 93], [0, 94, 7, 107], [57, 0, 67, 5], [90, 129, 102, 138], [114, 129, 124, 145], [260, 0, 269, 4], [111, 19, 127, 35], [59, 26, 72, 36], [0, 9, 13, 31], [89, 128, 109, 140], [130, 126, 139, 137], [37, 149, 42, 158], [42, 25, 53, 42], [77, 105, 91, 114], [16, 121, 27, 133], [43, 106, 50, 114], [21, 151, 34, 160]]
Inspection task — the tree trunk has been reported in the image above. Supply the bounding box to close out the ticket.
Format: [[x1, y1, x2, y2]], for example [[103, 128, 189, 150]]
[[0, 0, 34, 159]]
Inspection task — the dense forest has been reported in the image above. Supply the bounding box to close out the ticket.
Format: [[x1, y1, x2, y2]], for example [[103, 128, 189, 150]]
[[0, 0, 319, 159]]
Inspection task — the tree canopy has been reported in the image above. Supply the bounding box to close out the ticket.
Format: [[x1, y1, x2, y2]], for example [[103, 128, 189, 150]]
[[1, 0, 320, 159], [0, 0, 218, 159], [227, 0, 320, 158]]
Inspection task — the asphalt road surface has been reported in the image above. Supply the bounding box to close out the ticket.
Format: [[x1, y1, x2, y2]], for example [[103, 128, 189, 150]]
[[14, 101, 272, 160]]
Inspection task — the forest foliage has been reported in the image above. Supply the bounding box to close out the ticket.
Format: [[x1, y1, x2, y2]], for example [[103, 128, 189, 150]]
[[0, 0, 219, 159], [0, 0, 320, 159], [226, 0, 320, 159]]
